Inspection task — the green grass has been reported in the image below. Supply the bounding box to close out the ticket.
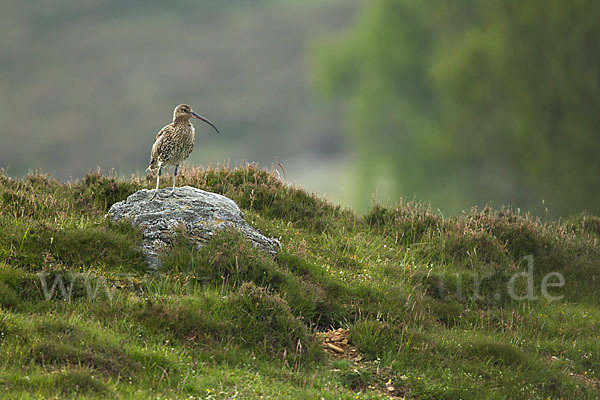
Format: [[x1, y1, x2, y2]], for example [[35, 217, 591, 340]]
[[0, 166, 599, 399]]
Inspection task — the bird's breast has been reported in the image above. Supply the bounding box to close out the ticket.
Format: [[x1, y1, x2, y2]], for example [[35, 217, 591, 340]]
[[169, 123, 195, 160]]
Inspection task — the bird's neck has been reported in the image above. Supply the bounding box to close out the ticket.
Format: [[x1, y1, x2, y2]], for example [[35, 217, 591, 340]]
[[172, 116, 192, 125]]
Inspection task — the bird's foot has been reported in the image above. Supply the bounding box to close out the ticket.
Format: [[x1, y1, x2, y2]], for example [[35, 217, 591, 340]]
[[170, 189, 183, 198], [149, 190, 161, 201]]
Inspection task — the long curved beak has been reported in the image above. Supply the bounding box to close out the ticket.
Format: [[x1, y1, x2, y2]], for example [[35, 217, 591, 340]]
[[192, 112, 220, 134]]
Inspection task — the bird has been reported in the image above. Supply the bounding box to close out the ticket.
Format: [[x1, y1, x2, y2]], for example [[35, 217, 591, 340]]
[[146, 104, 219, 200]]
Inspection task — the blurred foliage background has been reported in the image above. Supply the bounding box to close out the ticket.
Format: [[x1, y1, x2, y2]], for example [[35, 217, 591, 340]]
[[318, 0, 600, 216], [1, 0, 598, 217]]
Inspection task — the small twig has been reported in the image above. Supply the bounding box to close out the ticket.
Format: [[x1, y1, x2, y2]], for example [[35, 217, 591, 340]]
[[325, 342, 344, 354]]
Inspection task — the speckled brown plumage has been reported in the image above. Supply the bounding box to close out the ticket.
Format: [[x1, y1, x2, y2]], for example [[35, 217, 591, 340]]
[[149, 107, 196, 170], [146, 104, 219, 200]]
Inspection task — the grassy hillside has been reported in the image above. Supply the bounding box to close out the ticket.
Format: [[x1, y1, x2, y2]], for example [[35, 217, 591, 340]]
[[0, 166, 599, 399]]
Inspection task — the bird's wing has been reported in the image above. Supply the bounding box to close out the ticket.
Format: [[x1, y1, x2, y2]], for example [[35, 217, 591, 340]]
[[154, 123, 171, 141], [148, 125, 171, 169]]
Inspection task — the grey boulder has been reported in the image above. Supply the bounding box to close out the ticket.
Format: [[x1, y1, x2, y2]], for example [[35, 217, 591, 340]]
[[108, 186, 280, 269]]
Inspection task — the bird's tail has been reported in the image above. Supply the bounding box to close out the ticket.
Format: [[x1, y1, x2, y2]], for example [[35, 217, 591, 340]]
[[146, 156, 156, 172]]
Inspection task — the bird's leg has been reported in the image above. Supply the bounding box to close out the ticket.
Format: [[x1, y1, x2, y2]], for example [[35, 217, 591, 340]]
[[149, 162, 163, 200], [171, 164, 179, 196]]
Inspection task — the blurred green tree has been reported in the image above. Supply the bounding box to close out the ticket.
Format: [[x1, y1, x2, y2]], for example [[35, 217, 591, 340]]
[[317, 0, 600, 216]]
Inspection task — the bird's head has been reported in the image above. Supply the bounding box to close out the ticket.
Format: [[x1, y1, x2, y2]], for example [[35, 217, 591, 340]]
[[173, 104, 220, 133]]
